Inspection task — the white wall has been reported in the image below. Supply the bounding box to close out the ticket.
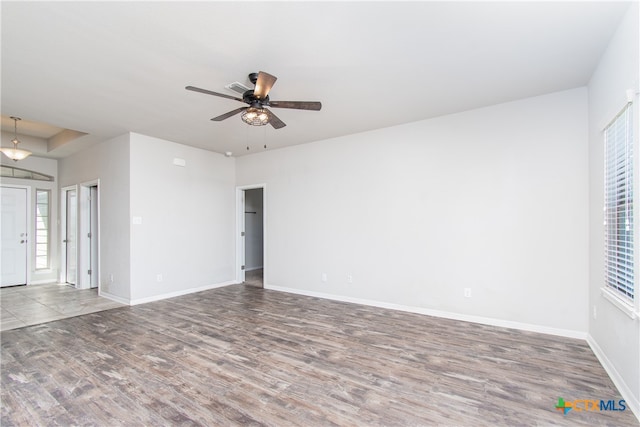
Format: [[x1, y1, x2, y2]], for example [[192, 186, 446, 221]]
[[588, 2, 640, 415], [244, 188, 264, 270], [237, 88, 589, 335], [59, 134, 131, 301], [59, 132, 236, 303], [1, 155, 59, 284], [128, 133, 236, 302]]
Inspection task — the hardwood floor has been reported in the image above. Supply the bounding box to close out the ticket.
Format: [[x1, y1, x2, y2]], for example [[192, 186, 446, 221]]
[[1, 284, 638, 426]]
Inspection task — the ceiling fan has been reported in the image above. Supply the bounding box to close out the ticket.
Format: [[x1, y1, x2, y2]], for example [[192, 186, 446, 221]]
[[186, 71, 322, 129]]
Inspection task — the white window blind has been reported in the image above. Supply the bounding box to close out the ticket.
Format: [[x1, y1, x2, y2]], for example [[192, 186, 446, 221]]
[[35, 189, 50, 270], [604, 103, 634, 302]]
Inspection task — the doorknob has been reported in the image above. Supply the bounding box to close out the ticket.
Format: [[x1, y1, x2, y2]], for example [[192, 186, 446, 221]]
[[20, 240, 25, 244], [63, 239, 68, 243]]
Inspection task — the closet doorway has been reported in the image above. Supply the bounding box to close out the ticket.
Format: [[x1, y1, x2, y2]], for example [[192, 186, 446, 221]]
[[237, 185, 265, 288]]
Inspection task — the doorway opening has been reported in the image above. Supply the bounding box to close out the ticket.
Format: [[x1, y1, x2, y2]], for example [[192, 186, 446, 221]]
[[62, 182, 100, 290], [237, 185, 265, 288], [80, 182, 99, 289]]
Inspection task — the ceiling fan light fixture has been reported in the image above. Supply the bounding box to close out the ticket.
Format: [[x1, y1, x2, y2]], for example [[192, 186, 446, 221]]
[[241, 107, 270, 126], [1, 117, 32, 162], [187, 71, 321, 130]]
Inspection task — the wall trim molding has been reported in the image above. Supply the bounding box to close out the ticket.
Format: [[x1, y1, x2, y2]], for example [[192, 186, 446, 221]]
[[129, 280, 237, 306], [98, 290, 130, 305], [100, 281, 237, 306], [587, 335, 640, 422], [28, 279, 58, 286], [265, 284, 588, 340]]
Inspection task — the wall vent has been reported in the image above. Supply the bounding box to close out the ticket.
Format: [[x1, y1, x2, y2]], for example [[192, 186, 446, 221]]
[[225, 81, 251, 95]]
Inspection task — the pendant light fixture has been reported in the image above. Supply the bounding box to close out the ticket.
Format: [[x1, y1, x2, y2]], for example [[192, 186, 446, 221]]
[[1, 117, 32, 161]]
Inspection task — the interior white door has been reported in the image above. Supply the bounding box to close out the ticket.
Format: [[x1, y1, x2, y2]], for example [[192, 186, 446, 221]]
[[1, 187, 28, 287], [65, 189, 77, 285]]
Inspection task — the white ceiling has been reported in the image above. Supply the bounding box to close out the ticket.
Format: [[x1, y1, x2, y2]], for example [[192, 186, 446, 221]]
[[0, 1, 631, 158]]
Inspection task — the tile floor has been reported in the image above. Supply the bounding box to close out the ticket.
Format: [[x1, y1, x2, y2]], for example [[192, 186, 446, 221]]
[[0, 283, 125, 332], [1, 273, 261, 332]]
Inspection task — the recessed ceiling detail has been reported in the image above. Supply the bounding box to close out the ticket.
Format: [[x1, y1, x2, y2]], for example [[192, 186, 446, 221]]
[[0, 115, 88, 158]]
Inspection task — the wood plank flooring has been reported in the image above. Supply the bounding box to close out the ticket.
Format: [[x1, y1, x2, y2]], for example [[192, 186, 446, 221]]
[[2, 284, 638, 426]]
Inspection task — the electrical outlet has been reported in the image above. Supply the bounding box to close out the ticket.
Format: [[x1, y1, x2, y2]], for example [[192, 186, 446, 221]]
[[156, 274, 163, 282], [593, 305, 597, 320], [347, 274, 353, 283], [321, 273, 327, 282], [464, 288, 472, 298], [110, 274, 114, 283]]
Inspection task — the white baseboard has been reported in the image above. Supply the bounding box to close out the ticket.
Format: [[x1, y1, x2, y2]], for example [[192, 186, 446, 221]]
[[264, 285, 588, 340], [128, 280, 237, 306], [28, 279, 58, 285], [587, 335, 640, 422], [98, 290, 129, 305]]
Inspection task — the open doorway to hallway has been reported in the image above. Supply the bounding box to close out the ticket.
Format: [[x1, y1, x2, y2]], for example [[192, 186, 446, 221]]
[[239, 186, 264, 288]]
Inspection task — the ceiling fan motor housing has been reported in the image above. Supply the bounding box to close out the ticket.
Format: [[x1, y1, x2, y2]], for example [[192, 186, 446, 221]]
[[243, 90, 269, 107]]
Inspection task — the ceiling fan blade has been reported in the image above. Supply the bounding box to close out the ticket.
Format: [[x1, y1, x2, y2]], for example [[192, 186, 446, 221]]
[[211, 107, 247, 121], [186, 86, 243, 102], [253, 71, 277, 100], [268, 100, 322, 111], [267, 109, 286, 129]]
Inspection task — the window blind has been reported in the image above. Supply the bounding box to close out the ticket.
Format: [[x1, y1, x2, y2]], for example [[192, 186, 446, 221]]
[[604, 103, 634, 301], [35, 189, 50, 270]]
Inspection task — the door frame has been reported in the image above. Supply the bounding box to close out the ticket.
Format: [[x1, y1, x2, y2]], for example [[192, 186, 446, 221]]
[[1, 185, 31, 286], [236, 184, 266, 285], [60, 185, 78, 285], [78, 180, 100, 290]]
